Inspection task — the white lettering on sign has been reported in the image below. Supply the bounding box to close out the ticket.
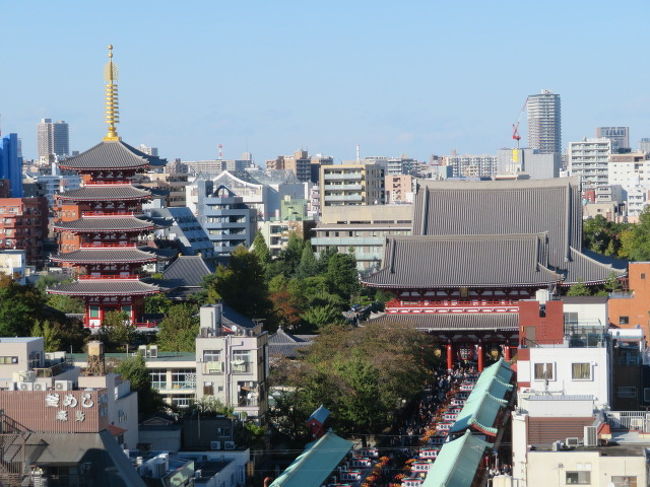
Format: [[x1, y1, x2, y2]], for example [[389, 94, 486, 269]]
[[55, 410, 68, 422], [81, 393, 93, 408], [63, 394, 77, 408], [75, 411, 85, 422], [45, 393, 60, 408]]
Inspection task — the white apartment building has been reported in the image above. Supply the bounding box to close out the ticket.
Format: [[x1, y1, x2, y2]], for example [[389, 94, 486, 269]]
[[607, 152, 650, 217], [443, 154, 497, 178], [568, 138, 611, 190]]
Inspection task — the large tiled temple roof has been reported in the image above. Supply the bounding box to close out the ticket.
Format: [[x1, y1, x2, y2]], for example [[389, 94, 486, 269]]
[[365, 313, 519, 331], [364, 177, 626, 288], [362, 234, 561, 288], [413, 177, 582, 269], [53, 216, 155, 232], [162, 255, 213, 288], [57, 185, 151, 201], [58, 140, 164, 171], [51, 248, 157, 264], [48, 279, 160, 296]]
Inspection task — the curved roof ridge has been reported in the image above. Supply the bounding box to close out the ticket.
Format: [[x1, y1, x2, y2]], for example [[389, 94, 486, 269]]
[[418, 176, 579, 191]]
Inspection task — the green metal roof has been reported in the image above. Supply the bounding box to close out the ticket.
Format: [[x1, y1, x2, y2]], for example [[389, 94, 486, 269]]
[[422, 430, 490, 487], [270, 431, 353, 487], [450, 359, 513, 435]]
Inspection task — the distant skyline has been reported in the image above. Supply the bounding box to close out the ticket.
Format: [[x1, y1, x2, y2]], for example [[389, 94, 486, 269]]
[[1, 1, 649, 162]]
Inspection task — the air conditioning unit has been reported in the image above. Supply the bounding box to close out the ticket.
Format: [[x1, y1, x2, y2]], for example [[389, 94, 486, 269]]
[[210, 441, 222, 450], [224, 441, 235, 450], [149, 345, 158, 358], [18, 382, 33, 391], [584, 426, 597, 447], [565, 437, 580, 447], [55, 380, 73, 391], [33, 383, 45, 391]]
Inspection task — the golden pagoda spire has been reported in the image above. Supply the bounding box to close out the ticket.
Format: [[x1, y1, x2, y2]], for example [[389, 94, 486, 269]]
[[103, 44, 120, 141]]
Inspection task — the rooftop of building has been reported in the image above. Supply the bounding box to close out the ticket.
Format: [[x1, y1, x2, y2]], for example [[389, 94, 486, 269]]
[[365, 313, 519, 332], [161, 255, 214, 288], [58, 139, 165, 171], [57, 184, 151, 201]]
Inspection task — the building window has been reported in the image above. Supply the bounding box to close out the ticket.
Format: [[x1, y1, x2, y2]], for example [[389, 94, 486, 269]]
[[171, 369, 196, 390], [149, 369, 167, 390], [566, 471, 591, 484], [611, 476, 637, 487], [171, 397, 191, 408], [620, 316, 629, 325], [571, 363, 592, 380], [231, 351, 251, 374], [203, 350, 221, 362], [203, 381, 214, 396], [641, 273, 646, 280], [533, 363, 554, 380], [89, 306, 100, 318], [617, 386, 637, 398], [0, 356, 18, 365]]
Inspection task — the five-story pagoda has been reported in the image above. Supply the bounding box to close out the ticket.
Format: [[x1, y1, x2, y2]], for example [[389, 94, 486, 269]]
[[48, 45, 161, 328]]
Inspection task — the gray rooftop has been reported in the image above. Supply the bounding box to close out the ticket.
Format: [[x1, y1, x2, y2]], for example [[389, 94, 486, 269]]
[[269, 328, 315, 359], [48, 279, 160, 296], [365, 313, 519, 331], [53, 216, 155, 232], [362, 234, 561, 288], [58, 140, 161, 171], [413, 177, 582, 269], [51, 248, 157, 264], [162, 255, 213, 288], [57, 185, 151, 201], [563, 247, 626, 285]]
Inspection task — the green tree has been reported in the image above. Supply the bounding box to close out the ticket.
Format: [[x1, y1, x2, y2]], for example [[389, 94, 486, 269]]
[[566, 281, 593, 297], [31, 320, 62, 352], [301, 304, 344, 329], [325, 253, 360, 301], [116, 353, 165, 419], [252, 232, 271, 265], [99, 311, 136, 352], [281, 232, 304, 276], [620, 208, 650, 260], [144, 294, 174, 315], [0, 275, 47, 336], [583, 215, 629, 258], [47, 294, 85, 314], [296, 243, 319, 279], [157, 304, 199, 352], [203, 246, 271, 319]]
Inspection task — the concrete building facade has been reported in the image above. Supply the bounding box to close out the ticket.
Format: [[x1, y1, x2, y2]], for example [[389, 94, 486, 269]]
[[37, 118, 69, 164], [596, 126, 630, 153], [319, 163, 385, 208], [568, 137, 612, 191]]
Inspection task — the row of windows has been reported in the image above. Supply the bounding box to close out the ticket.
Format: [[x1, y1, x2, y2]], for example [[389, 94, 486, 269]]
[[533, 362, 592, 381]]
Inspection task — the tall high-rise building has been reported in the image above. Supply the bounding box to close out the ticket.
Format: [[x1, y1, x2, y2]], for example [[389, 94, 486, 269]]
[[639, 138, 650, 154], [0, 133, 23, 197], [37, 118, 69, 163], [595, 127, 629, 153], [527, 90, 561, 154]]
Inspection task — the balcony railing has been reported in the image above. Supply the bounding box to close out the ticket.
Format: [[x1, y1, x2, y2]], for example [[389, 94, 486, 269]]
[[33, 357, 73, 378]]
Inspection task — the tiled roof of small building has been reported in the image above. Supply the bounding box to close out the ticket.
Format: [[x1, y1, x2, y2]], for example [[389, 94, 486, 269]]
[[162, 255, 213, 288]]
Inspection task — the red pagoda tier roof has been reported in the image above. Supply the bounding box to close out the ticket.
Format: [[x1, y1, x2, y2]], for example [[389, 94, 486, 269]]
[[53, 216, 156, 233], [56, 184, 151, 202], [51, 247, 157, 264], [362, 233, 562, 289], [365, 312, 519, 331], [58, 140, 163, 171], [47, 279, 160, 296]]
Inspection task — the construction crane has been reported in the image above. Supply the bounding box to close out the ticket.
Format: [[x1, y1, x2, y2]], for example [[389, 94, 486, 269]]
[[511, 97, 528, 150]]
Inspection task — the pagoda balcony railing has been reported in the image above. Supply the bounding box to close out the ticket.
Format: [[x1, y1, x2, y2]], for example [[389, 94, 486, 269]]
[[78, 274, 141, 280], [81, 210, 137, 217], [80, 242, 137, 248]]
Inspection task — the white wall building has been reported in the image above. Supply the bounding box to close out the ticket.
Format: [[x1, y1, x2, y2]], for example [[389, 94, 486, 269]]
[[568, 138, 612, 190]]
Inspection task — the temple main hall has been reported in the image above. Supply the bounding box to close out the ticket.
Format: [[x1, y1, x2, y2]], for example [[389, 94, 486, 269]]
[[362, 177, 627, 369]]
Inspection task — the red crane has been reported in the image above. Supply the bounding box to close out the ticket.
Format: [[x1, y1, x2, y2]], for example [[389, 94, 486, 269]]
[[511, 97, 528, 149]]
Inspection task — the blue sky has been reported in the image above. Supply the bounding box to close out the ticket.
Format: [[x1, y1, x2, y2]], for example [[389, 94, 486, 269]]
[[1, 1, 649, 162]]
